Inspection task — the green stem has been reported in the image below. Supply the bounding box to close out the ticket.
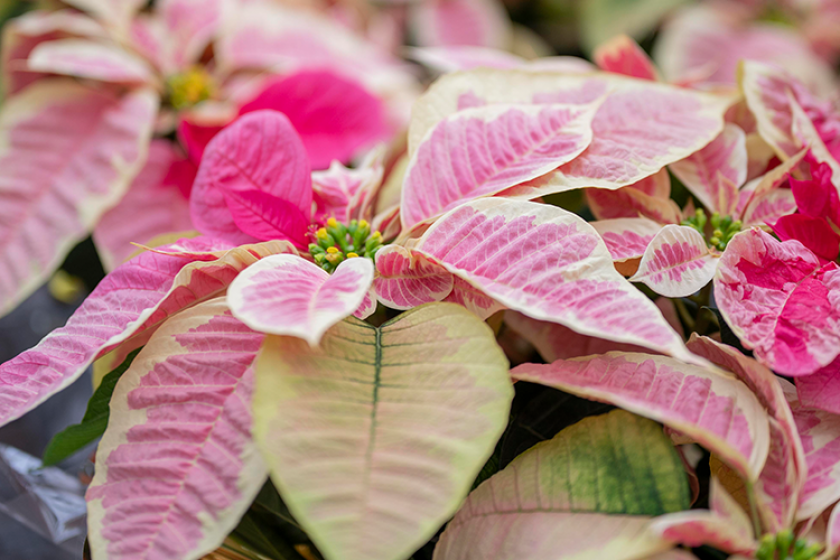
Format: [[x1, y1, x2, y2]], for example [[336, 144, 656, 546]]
[[673, 298, 695, 333], [746, 480, 764, 540]]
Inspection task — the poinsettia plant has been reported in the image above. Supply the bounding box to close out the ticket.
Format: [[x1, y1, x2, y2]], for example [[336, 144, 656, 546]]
[[4, 15, 840, 560]]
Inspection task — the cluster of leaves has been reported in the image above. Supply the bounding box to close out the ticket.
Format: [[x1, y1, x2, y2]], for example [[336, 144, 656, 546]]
[[4, 1, 840, 560]]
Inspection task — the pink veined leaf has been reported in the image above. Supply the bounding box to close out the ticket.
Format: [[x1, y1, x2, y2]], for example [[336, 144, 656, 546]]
[[735, 149, 805, 218], [408, 70, 733, 194], [354, 287, 377, 320], [222, 188, 310, 246], [772, 214, 840, 263], [409, 0, 511, 49], [237, 70, 391, 170], [796, 356, 840, 415], [591, 217, 662, 262], [670, 124, 747, 215], [789, 158, 840, 226], [504, 310, 651, 362], [0, 238, 294, 429], [27, 38, 156, 84], [629, 225, 717, 298], [227, 254, 374, 346], [93, 140, 195, 271], [408, 46, 524, 73], [740, 189, 798, 229], [649, 478, 757, 555], [510, 352, 771, 481], [715, 228, 840, 376], [786, 382, 840, 521], [593, 34, 659, 81], [156, 0, 222, 73], [400, 101, 599, 230], [190, 110, 312, 246], [0, 79, 157, 317], [414, 198, 697, 363], [373, 245, 454, 310], [86, 298, 267, 560], [687, 335, 807, 528], [2, 9, 108, 95]]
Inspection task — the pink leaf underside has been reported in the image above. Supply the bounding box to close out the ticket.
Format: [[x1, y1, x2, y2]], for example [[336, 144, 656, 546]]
[[0, 79, 157, 317], [786, 382, 840, 521], [227, 254, 374, 346], [591, 217, 662, 262], [190, 111, 312, 246], [715, 228, 840, 376], [407, 70, 732, 195], [238, 70, 391, 170], [27, 38, 156, 84], [93, 140, 195, 271], [504, 310, 651, 362], [312, 157, 384, 224], [414, 198, 696, 362], [400, 101, 599, 230], [655, 5, 833, 92], [0, 238, 293, 429], [222, 188, 310, 245], [650, 479, 756, 555], [410, 0, 511, 49], [670, 124, 747, 215], [408, 46, 525, 73], [373, 244, 454, 310], [773, 214, 840, 263], [584, 171, 682, 225], [630, 225, 717, 298], [510, 352, 770, 481], [593, 34, 659, 81], [2, 10, 108, 95], [86, 298, 267, 560]]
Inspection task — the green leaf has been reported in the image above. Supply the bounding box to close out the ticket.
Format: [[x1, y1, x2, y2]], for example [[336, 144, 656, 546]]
[[434, 409, 691, 560], [42, 347, 141, 466], [253, 302, 514, 560]]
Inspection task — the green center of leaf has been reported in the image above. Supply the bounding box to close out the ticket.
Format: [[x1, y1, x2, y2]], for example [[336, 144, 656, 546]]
[[682, 210, 741, 251], [309, 218, 383, 272]]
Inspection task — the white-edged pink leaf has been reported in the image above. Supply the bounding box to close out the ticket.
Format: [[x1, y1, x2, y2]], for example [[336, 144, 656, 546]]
[[504, 310, 649, 361], [432, 410, 689, 560], [0, 79, 157, 316], [409, 0, 511, 49], [401, 102, 599, 230], [735, 149, 805, 218], [373, 244, 454, 310], [786, 384, 840, 521], [2, 9, 107, 95], [62, 0, 146, 30], [584, 170, 682, 225], [715, 228, 840, 376], [741, 189, 797, 229], [670, 124, 747, 215], [312, 154, 384, 224], [414, 198, 697, 363], [27, 38, 156, 84], [408, 70, 733, 193], [354, 288, 377, 320], [650, 478, 757, 555], [593, 34, 659, 81], [228, 254, 373, 346], [591, 217, 662, 262], [190, 110, 312, 247], [511, 353, 771, 481], [254, 303, 513, 560], [630, 225, 717, 298], [93, 140, 195, 271], [86, 298, 267, 560], [0, 239, 293, 429]]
